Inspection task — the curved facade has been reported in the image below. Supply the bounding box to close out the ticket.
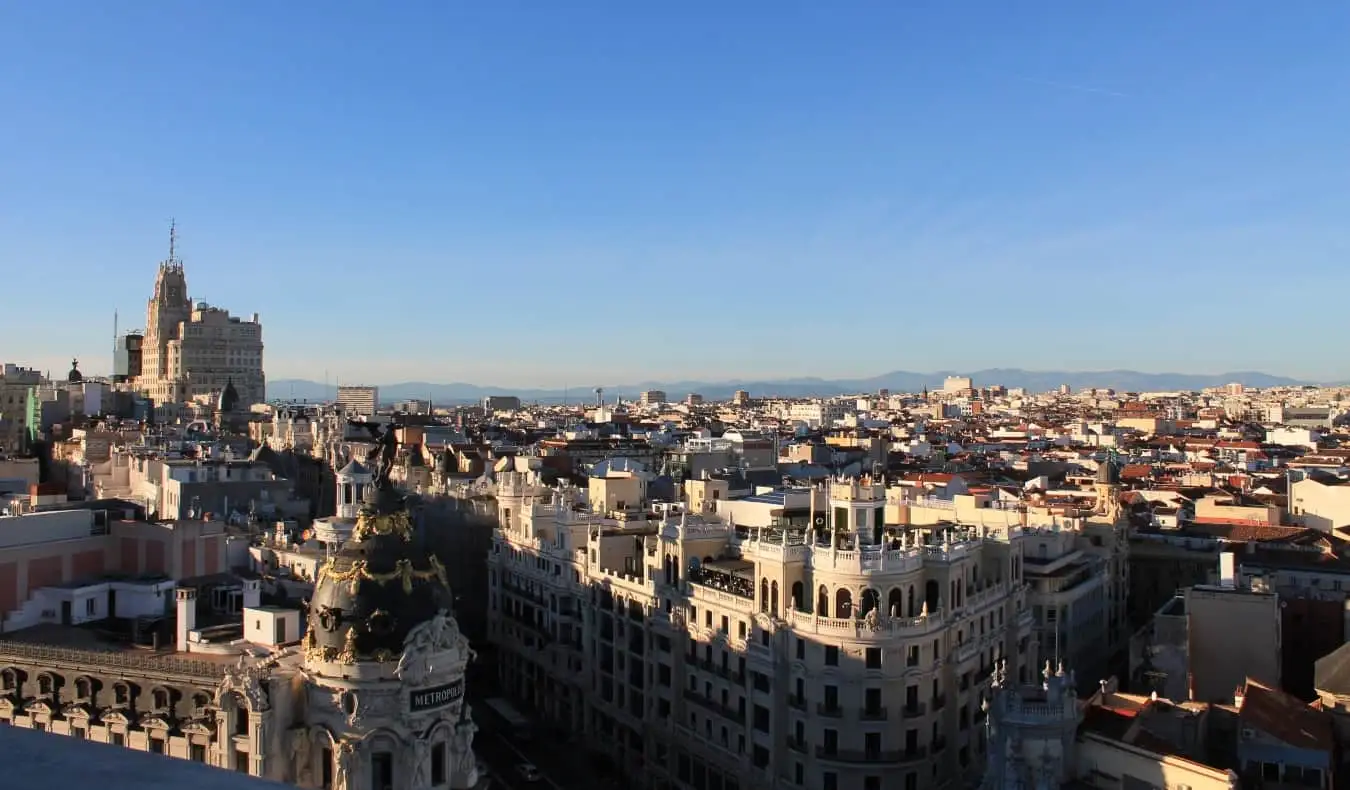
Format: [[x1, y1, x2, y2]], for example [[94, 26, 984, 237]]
[[487, 472, 1040, 790]]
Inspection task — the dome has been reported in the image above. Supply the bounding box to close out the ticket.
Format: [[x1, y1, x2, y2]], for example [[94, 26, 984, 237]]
[[67, 358, 82, 384], [307, 499, 452, 663], [336, 459, 371, 480], [1095, 458, 1120, 485], [217, 378, 240, 413]]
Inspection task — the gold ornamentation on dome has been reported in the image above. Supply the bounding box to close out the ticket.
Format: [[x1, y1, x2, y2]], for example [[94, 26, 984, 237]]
[[337, 628, 359, 665], [352, 508, 413, 542], [302, 628, 324, 663], [318, 557, 450, 595]]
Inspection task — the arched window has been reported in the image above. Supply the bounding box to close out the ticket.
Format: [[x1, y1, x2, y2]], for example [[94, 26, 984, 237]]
[[152, 688, 170, 710], [759, 579, 769, 613], [193, 692, 212, 711], [75, 677, 93, 700], [0, 669, 16, 692], [835, 588, 853, 619], [37, 674, 54, 696], [907, 585, 917, 617], [791, 581, 805, 613], [113, 682, 131, 705], [925, 580, 941, 613], [887, 588, 903, 618], [860, 588, 880, 617], [232, 693, 250, 736], [770, 581, 779, 616], [816, 586, 828, 616]]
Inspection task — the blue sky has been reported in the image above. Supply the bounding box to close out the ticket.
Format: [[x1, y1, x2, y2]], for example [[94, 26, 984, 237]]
[[3, 2, 1348, 386]]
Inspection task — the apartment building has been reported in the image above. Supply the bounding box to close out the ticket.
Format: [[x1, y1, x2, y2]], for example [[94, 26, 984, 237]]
[[0, 363, 40, 453], [336, 385, 379, 416], [486, 471, 1039, 790]]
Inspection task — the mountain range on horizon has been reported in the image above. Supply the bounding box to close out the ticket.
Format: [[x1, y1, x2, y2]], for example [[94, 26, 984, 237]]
[[266, 368, 1317, 405]]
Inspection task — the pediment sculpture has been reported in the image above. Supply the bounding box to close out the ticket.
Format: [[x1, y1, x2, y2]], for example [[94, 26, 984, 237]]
[[396, 609, 474, 686], [220, 657, 272, 712]]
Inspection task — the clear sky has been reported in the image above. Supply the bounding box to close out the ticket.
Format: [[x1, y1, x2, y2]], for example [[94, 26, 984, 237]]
[[3, 2, 1348, 386]]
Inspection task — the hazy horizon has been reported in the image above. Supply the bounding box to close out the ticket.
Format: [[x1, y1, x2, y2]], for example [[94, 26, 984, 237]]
[[4, 2, 1349, 384]]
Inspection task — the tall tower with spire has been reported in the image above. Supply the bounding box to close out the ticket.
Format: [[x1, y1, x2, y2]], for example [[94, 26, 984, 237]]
[[142, 221, 191, 385]]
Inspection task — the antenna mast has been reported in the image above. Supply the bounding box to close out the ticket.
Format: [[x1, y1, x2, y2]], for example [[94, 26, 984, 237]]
[[168, 218, 177, 263]]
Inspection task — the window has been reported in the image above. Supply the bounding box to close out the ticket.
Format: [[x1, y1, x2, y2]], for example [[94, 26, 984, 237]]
[[431, 741, 446, 785], [71, 725, 85, 740], [112, 731, 125, 747], [153, 688, 170, 710], [796, 638, 805, 660], [825, 646, 839, 666], [76, 678, 92, 699], [235, 750, 249, 773], [322, 747, 334, 789], [371, 751, 393, 790], [0, 670, 15, 691], [38, 675, 53, 695], [85, 598, 96, 616], [865, 647, 881, 669], [190, 742, 206, 762], [149, 737, 165, 755], [824, 772, 838, 790], [114, 683, 130, 705], [865, 688, 882, 715]]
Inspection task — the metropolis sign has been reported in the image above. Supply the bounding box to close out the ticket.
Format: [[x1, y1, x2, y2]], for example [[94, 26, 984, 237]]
[[409, 680, 464, 713]]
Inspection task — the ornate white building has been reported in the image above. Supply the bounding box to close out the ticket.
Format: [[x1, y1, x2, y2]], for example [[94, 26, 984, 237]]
[[486, 469, 1041, 790], [0, 451, 483, 790]]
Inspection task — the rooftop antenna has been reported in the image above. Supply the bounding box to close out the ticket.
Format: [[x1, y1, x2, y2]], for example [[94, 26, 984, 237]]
[[168, 218, 178, 263]]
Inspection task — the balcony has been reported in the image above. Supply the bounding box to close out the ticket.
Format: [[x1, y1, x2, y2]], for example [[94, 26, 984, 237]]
[[699, 660, 745, 685], [816, 703, 844, 719], [932, 694, 947, 711], [901, 703, 926, 719], [859, 707, 888, 722], [787, 737, 808, 754], [781, 609, 945, 642], [682, 690, 746, 725], [788, 695, 807, 711], [815, 747, 929, 764]]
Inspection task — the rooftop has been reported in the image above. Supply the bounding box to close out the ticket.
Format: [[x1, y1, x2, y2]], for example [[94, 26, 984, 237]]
[[0, 723, 286, 789]]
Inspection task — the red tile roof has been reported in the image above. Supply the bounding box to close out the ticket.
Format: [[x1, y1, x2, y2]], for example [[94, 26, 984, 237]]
[[1239, 678, 1332, 752]]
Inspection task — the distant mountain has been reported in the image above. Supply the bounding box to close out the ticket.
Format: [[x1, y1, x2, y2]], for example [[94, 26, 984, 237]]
[[267, 369, 1310, 405]]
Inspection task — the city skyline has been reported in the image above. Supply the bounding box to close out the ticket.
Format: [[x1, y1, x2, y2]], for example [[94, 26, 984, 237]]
[[4, 2, 1350, 384]]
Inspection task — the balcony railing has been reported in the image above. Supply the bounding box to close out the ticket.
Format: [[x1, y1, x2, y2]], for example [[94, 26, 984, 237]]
[[901, 703, 926, 719], [815, 747, 929, 764], [682, 690, 746, 725], [860, 707, 888, 721], [816, 703, 844, 718]]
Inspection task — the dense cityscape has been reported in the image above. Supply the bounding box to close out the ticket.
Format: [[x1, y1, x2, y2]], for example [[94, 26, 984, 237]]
[[0, 240, 1346, 790]]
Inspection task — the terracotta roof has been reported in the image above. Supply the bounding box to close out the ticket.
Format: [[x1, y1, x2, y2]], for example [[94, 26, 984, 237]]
[[1184, 523, 1311, 543], [1239, 678, 1332, 752]]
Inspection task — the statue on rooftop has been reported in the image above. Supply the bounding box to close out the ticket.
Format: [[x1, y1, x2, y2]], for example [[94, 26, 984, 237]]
[[364, 424, 403, 513]]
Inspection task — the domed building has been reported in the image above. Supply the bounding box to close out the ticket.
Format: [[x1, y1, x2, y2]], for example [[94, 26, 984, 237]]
[[214, 378, 248, 433], [296, 448, 482, 790], [67, 358, 83, 384]]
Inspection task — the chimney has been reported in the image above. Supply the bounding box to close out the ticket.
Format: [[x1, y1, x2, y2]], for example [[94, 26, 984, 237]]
[[1219, 551, 1236, 588], [175, 587, 197, 652], [242, 579, 261, 609]]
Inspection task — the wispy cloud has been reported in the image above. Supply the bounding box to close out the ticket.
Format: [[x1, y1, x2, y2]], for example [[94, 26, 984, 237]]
[[1013, 76, 1130, 98]]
